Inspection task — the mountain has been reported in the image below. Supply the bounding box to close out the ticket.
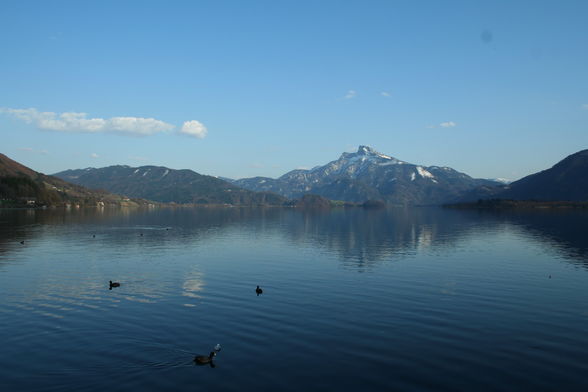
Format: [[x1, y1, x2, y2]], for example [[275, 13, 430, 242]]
[[499, 149, 588, 201], [453, 149, 588, 204], [0, 153, 145, 207], [0, 153, 40, 178], [488, 178, 512, 184], [232, 146, 499, 205], [54, 165, 286, 205]]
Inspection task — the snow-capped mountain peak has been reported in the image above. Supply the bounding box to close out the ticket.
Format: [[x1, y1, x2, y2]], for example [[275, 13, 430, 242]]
[[340, 145, 403, 164], [357, 145, 377, 155], [232, 145, 500, 204]]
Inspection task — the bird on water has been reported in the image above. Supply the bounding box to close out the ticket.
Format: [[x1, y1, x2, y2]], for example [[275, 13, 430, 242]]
[[194, 351, 216, 365], [256, 285, 263, 296], [194, 345, 221, 366], [109, 280, 121, 289]]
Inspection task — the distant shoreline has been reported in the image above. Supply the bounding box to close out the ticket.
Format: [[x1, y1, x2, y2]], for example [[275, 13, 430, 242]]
[[445, 199, 588, 210], [0, 199, 388, 210]]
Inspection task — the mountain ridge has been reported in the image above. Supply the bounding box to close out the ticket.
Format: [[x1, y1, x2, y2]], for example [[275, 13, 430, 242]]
[[232, 146, 499, 205], [0, 153, 148, 207], [452, 149, 588, 203], [499, 149, 588, 201], [54, 164, 286, 205]]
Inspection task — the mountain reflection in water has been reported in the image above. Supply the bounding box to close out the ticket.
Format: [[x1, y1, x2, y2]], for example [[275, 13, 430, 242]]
[[1, 206, 588, 391], [2, 206, 588, 269]]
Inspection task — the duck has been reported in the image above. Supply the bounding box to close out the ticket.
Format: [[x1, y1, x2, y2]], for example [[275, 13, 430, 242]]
[[194, 351, 216, 365], [109, 280, 121, 288], [19, 240, 25, 245], [255, 285, 263, 295]]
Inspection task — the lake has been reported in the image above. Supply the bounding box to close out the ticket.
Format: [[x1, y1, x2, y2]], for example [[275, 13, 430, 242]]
[[1, 206, 588, 391]]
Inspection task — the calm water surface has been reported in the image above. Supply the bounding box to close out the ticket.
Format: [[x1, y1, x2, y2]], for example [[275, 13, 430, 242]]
[[1, 207, 587, 391]]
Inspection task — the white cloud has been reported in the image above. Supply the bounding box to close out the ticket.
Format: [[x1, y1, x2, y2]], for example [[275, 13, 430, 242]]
[[427, 121, 457, 129], [343, 90, 357, 99], [439, 121, 457, 128], [179, 120, 207, 139], [91, 153, 99, 158], [381, 91, 391, 97], [1, 107, 174, 136]]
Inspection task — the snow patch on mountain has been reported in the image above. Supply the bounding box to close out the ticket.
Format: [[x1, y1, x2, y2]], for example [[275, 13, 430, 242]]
[[416, 166, 434, 179], [378, 160, 403, 166], [230, 145, 494, 204], [489, 178, 511, 184]]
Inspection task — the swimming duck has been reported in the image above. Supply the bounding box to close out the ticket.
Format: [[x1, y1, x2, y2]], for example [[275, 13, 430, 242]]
[[256, 285, 263, 295], [194, 351, 216, 365], [109, 280, 121, 288], [19, 241, 25, 245]]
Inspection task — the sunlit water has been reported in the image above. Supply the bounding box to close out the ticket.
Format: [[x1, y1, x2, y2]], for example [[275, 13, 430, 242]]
[[1, 207, 587, 391]]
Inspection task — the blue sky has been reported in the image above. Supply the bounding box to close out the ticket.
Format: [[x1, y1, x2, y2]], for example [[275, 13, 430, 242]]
[[1, 0, 587, 181]]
